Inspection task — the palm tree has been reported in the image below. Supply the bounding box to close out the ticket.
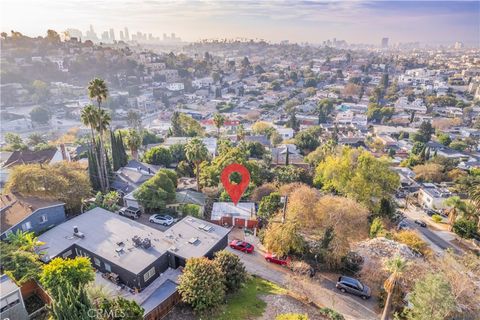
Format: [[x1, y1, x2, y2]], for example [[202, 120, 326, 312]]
[[81, 105, 105, 191], [95, 108, 112, 190], [185, 138, 209, 191], [213, 113, 225, 136], [381, 255, 408, 320], [125, 129, 142, 160], [236, 124, 246, 141], [444, 196, 467, 231], [88, 78, 108, 109], [469, 182, 480, 230], [7, 230, 45, 253]]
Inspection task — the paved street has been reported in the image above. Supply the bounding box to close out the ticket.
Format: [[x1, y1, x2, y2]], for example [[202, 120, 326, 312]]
[[399, 206, 463, 255], [227, 231, 380, 320]]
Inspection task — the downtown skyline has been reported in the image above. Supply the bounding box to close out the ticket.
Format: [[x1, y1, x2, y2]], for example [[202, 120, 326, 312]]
[[1, 1, 479, 46]]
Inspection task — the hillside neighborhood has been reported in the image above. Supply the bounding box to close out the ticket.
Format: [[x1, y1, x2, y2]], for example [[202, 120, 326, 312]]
[[1, 27, 480, 320]]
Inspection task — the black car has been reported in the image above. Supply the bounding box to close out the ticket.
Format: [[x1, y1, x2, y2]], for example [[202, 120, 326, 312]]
[[414, 219, 427, 227], [336, 276, 371, 300]]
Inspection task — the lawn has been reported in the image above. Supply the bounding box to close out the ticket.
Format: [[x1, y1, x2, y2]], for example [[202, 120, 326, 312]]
[[212, 276, 287, 320]]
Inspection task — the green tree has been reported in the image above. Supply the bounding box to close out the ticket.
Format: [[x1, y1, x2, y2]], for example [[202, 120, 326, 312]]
[[452, 218, 477, 239], [443, 196, 468, 231], [82, 104, 106, 191], [314, 147, 399, 210], [27, 133, 46, 148], [143, 146, 172, 166], [286, 110, 300, 132], [213, 113, 225, 136], [316, 99, 334, 124], [178, 257, 225, 312], [126, 110, 142, 131], [134, 169, 176, 211], [185, 138, 209, 191], [381, 256, 408, 320], [169, 143, 186, 163], [257, 192, 282, 220], [407, 273, 455, 320], [40, 257, 95, 299], [124, 129, 142, 160], [7, 230, 45, 252], [51, 282, 92, 320], [98, 296, 144, 320], [246, 141, 266, 158], [88, 78, 109, 108], [30, 106, 51, 124], [170, 112, 204, 137], [0, 242, 42, 284], [213, 250, 247, 292], [294, 128, 321, 154], [369, 217, 385, 238], [437, 133, 452, 146], [416, 121, 434, 143], [4, 133, 26, 151]]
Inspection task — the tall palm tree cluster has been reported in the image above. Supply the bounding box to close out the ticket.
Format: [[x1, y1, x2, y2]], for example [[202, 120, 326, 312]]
[[81, 78, 111, 192]]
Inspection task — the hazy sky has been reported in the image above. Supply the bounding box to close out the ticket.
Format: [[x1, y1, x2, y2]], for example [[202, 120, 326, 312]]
[[1, 0, 479, 45]]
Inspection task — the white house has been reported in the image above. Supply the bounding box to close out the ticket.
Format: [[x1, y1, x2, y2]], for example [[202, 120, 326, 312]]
[[276, 127, 294, 140], [192, 77, 214, 89], [418, 183, 451, 210]]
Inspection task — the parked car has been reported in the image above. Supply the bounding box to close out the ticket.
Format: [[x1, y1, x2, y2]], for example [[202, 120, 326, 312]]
[[149, 214, 174, 226], [414, 219, 427, 227], [264, 253, 290, 266], [397, 220, 411, 231], [118, 207, 141, 220], [336, 276, 371, 300], [424, 208, 437, 216], [229, 240, 254, 253]]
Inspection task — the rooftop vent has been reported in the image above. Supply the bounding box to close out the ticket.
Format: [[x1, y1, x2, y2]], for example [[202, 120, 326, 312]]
[[202, 225, 213, 232], [188, 237, 199, 245], [115, 247, 124, 253], [132, 235, 142, 247], [169, 246, 178, 252], [73, 226, 85, 238]]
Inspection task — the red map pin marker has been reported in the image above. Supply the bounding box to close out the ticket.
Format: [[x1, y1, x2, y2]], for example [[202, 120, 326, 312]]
[[220, 163, 250, 206]]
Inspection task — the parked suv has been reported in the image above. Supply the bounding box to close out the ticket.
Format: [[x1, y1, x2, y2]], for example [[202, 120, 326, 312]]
[[118, 207, 141, 219], [336, 276, 371, 300]]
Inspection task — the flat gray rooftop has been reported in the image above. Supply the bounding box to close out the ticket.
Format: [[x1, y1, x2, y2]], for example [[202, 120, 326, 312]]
[[38, 207, 171, 274], [161, 216, 230, 259], [38, 208, 230, 274]]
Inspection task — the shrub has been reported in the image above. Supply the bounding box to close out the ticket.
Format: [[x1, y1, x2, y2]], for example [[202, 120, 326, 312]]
[[213, 250, 247, 292], [289, 261, 314, 277], [452, 218, 477, 239], [369, 217, 385, 238], [177, 257, 225, 312], [432, 214, 442, 223], [179, 204, 201, 218], [319, 307, 345, 320], [393, 230, 429, 255]]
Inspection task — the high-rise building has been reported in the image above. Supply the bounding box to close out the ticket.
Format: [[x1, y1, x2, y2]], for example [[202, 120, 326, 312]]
[[119, 30, 124, 41], [109, 28, 115, 41], [454, 41, 464, 49], [124, 27, 130, 41], [381, 37, 389, 48], [101, 31, 109, 42]]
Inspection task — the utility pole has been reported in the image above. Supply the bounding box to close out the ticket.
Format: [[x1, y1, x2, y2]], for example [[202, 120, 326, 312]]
[[281, 195, 288, 224]]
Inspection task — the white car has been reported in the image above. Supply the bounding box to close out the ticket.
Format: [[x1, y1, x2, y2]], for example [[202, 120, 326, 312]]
[[149, 214, 174, 226]]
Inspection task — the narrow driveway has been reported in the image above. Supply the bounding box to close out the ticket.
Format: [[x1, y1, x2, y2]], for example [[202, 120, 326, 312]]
[[227, 232, 380, 320]]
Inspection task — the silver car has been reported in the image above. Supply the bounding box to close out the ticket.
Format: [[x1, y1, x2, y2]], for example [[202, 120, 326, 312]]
[[149, 214, 174, 226], [336, 276, 371, 300]]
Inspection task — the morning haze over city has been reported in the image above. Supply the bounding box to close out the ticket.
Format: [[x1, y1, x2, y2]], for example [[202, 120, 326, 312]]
[[0, 1, 479, 320]]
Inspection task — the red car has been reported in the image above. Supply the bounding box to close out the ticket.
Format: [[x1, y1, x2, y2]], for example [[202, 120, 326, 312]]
[[264, 253, 290, 266], [229, 240, 254, 253]]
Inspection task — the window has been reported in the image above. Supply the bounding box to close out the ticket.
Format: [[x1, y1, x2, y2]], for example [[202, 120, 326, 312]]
[[93, 257, 101, 267], [0, 293, 20, 312], [143, 266, 156, 282], [104, 262, 111, 272], [62, 250, 72, 259], [22, 221, 32, 231], [40, 214, 48, 223]]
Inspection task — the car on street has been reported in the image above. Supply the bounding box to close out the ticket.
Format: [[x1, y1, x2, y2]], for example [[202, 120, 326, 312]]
[[118, 207, 141, 220], [229, 240, 254, 253], [336, 276, 371, 300], [264, 253, 290, 266], [149, 214, 174, 226], [414, 219, 427, 227], [397, 220, 411, 230]]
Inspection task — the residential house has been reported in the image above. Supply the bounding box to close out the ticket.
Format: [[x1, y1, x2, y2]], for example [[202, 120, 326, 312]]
[[0, 193, 66, 239], [211, 202, 256, 227], [0, 274, 29, 320], [38, 208, 230, 318], [271, 144, 306, 166], [418, 183, 452, 210]]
